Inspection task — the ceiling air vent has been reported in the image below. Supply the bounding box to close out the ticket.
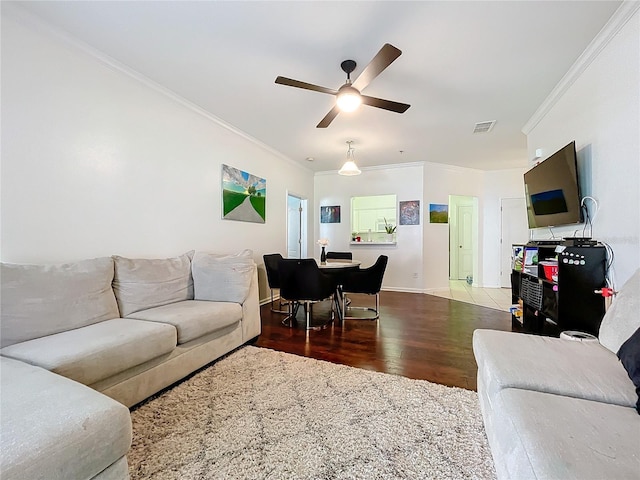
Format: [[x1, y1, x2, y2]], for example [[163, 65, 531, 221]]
[[473, 120, 496, 134]]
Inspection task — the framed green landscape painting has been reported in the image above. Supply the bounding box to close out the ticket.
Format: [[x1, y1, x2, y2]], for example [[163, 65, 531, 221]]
[[222, 164, 266, 223], [429, 203, 448, 224]]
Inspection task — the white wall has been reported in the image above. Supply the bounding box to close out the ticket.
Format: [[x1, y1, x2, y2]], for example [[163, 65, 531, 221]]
[[524, 5, 640, 287], [314, 163, 424, 292], [0, 9, 315, 302], [314, 161, 525, 292], [1, 6, 560, 301], [423, 163, 485, 290], [482, 168, 528, 287]]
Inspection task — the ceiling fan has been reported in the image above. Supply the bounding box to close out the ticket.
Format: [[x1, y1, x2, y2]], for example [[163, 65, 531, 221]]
[[275, 43, 411, 128]]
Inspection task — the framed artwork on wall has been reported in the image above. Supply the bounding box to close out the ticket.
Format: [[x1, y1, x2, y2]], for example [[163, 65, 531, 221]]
[[222, 164, 266, 223], [320, 205, 341, 223], [429, 203, 448, 224], [399, 200, 420, 225]]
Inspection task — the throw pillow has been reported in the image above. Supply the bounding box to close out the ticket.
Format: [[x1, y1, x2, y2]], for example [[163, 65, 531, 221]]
[[192, 250, 255, 304], [112, 251, 194, 317], [617, 326, 640, 415], [197, 249, 253, 263], [0, 257, 119, 348]]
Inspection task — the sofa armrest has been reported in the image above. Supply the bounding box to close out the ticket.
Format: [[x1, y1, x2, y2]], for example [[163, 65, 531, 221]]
[[241, 265, 261, 342], [599, 267, 640, 354]]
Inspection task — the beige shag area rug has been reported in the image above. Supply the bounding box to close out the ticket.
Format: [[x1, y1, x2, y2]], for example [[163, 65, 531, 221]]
[[129, 346, 496, 479]]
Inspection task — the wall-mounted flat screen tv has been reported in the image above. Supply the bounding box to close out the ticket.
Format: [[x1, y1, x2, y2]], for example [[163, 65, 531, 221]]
[[524, 141, 582, 229]]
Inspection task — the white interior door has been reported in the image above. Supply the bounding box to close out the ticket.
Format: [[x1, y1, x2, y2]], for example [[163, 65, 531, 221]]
[[457, 205, 474, 280], [287, 194, 306, 259], [500, 197, 529, 287]]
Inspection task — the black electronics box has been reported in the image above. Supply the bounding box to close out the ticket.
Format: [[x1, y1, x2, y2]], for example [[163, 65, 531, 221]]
[[563, 237, 598, 246]]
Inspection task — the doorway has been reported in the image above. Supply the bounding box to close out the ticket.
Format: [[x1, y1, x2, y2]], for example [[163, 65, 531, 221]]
[[287, 193, 307, 259], [449, 195, 478, 283]]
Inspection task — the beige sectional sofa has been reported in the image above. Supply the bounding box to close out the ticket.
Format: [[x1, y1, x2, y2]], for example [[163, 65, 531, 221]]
[[473, 268, 640, 479], [0, 250, 261, 480]]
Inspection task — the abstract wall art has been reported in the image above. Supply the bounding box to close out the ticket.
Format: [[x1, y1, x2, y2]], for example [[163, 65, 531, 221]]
[[320, 205, 341, 223], [399, 200, 420, 225]]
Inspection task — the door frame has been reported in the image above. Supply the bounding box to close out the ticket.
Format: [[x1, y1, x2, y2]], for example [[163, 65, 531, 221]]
[[448, 195, 479, 284], [286, 191, 307, 259], [455, 204, 474, 279]]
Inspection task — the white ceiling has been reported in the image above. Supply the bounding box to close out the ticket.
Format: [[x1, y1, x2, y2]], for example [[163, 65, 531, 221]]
[[13, 1, 621, 172]]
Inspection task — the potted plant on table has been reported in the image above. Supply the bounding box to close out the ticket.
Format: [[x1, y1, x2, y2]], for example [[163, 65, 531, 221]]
[[384, 218, 396, 242]]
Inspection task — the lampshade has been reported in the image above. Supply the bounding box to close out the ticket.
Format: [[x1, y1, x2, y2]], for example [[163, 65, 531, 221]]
[[338, 141, 361, 176], [336, 85, 362, 112], [338, 160, 361, 176]]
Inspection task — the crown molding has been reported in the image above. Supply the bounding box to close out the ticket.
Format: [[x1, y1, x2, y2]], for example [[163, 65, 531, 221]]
[[422, 159, 485, 174], [315, 161, 425, 176], [522, 1, 640, 135], [4, 3, 312, 174], [316, 158, 490, 176]]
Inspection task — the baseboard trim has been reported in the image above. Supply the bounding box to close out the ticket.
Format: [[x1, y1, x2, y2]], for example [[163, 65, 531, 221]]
[[259, 295, 278, 306], [381, 287, 427, 294]]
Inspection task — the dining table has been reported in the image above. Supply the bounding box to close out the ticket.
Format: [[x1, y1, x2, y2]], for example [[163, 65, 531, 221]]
[[317, 259, 360, 321]]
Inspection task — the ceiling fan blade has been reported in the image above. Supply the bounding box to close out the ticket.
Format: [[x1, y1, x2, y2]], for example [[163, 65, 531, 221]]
[[352, 43, 402, 92], [360, 95, 410, 113], [275, 76, 337, 95], [316, 105, 341, 128]]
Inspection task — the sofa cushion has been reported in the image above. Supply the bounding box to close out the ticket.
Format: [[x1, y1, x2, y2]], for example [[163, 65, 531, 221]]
[[618, 326, 640, 414], [499, 388, 640, 480], [126, 300, 242, 344], [0, 318, 177, 386], [112, 251, 194, 317], [0, 257, 119, 349], [0, 357, 131, 480], [192, 250, 255, 303], [599, 268, 640, 354], [473, 329, 637, 408]]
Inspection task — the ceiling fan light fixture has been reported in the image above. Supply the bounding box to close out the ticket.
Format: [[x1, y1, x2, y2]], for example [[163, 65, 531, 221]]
[[338, 141, 361, 176], [336, 85, 362, 112]]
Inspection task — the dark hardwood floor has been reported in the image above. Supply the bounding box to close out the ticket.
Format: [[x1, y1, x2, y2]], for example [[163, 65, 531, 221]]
[[255, 290, 516, 391]]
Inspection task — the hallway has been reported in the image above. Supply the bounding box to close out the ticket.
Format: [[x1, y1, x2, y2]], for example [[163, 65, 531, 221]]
[[426, 280, 513, 312]]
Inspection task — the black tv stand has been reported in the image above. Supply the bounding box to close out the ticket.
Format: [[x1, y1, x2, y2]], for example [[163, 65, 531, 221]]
[[511, 241, 606, 336]]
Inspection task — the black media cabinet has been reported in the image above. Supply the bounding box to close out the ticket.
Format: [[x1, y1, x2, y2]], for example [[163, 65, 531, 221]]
[[511, 240, 607, 336]]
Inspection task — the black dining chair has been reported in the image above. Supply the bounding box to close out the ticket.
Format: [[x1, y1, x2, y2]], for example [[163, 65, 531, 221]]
[[326, 251, 353, 261], [325, 251, 354, 307], [341, 255, 388, 320], [278, 258, 335, 330], [263, 253, 288, 314]]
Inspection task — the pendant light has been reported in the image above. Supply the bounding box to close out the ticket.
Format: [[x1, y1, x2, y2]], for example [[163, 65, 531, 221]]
[[338, 141, 361, 176]]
